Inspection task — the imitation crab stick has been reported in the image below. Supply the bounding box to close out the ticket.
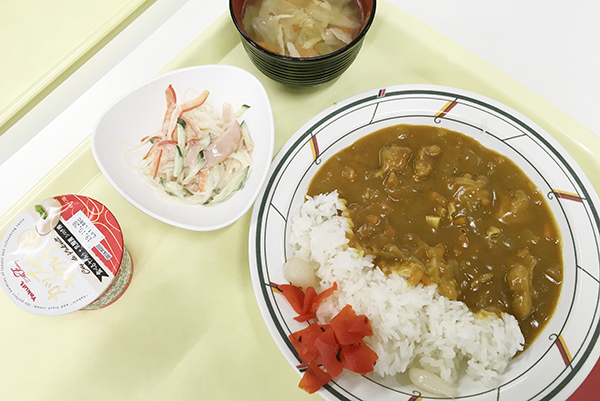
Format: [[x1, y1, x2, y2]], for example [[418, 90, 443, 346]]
[[180, 89, 209, 113], [161, 85, 178, 137]]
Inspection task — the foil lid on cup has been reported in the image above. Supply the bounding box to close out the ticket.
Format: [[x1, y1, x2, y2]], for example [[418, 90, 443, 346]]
[[0, 195, 133, 316]]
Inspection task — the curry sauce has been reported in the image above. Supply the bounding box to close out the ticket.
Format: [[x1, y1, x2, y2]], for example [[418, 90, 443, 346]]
[[307, 124, 563, 348]]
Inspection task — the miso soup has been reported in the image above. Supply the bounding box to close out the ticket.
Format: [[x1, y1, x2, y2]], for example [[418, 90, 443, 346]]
[[242, 0, 364, 58]]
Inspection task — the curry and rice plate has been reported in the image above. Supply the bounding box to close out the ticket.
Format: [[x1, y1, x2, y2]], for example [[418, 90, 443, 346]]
[[285, 124, 563, 394]]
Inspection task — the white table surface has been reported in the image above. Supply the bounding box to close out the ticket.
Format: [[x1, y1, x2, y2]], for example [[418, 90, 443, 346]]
[[1, 0, 599, 217]]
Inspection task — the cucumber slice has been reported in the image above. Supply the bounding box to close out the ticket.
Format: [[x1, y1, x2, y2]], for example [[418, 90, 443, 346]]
[[160, 178, 190, 197], [197, 132, 211, 150], [176, 121, 186, 151], [234, 104, 251, 118], [181, 151, 206, 186], [205, 166, 250, 205], [240, 121, 254, 151], [208, 165, 221, 193], [174, 145, 184, 178]]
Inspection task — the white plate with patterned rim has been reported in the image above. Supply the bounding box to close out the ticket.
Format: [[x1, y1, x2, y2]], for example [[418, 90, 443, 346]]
[[248, 84, 600, 401]]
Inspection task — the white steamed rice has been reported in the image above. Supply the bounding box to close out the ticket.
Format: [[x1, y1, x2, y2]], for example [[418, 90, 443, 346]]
[[287, 191, 524, 385]]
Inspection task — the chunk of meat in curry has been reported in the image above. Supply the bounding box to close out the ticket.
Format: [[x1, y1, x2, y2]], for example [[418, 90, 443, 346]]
[[307, 124, 563, 348]]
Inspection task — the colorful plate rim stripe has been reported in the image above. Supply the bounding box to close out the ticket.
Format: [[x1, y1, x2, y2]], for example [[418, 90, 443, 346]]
[[248, 84, 600, 401]]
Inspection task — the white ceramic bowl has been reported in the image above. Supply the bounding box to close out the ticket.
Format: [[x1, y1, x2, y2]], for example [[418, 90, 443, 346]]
[[249, 84, 600, 400], [92, 65, 274, 231]]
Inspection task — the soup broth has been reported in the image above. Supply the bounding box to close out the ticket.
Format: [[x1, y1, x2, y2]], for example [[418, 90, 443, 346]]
[[242, 0, 364, 57]]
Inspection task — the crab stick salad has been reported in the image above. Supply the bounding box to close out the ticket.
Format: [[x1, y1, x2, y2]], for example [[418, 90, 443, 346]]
[[123, 85, 255, 205]]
